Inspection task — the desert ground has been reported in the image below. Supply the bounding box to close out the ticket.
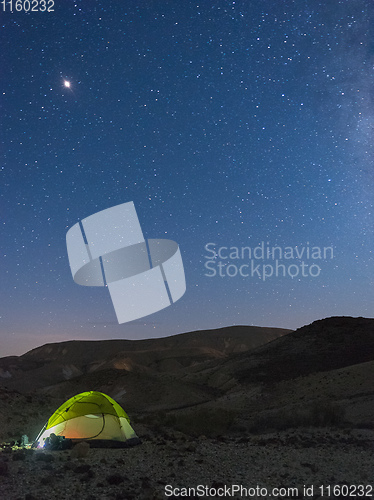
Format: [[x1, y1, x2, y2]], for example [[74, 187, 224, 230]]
[[1, 426, 373, 499], [1, 317, 374, 499]]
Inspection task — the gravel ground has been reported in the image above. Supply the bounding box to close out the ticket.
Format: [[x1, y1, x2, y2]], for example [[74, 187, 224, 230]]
[[1, 428, 373, 500]]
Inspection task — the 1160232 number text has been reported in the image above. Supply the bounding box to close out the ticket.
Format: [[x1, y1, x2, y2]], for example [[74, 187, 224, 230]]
[[1, 0, 54, 12]]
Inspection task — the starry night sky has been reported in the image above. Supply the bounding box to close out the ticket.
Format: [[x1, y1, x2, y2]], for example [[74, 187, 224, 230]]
[[1, 1, 373, 356]]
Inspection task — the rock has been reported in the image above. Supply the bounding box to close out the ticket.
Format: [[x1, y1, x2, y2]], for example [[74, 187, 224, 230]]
[[0, 461, 8, 476], [42, 463, 54, 471], [115, 491, 137, 500], [184, 444, 196, 452], [40, 475, 54, 485], [35, 453, 54, 462], [74, 463, 91, 474], [80, 470, 95, 482], [211, 480, 226, 490], [106, 472, 126, 485], [71, 441, 90, 459], [12, 450, 26, 461]]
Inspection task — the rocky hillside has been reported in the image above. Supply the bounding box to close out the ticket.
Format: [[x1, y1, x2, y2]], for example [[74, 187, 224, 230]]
[[211, 316, 374, 384], [0, 325, 290, 393], [1, 317, 374, 444]]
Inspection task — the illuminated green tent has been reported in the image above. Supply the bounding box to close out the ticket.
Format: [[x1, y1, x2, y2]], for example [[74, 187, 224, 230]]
[[35, 391, 139, 447]]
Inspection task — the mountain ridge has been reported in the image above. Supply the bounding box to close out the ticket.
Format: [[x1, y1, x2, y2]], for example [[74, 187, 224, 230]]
[[0, 325, 291, 392], [1, 316, 373, 442]]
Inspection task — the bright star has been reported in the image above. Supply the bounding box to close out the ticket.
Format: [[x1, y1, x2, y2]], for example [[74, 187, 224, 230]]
[[63, 80, 71, 88]]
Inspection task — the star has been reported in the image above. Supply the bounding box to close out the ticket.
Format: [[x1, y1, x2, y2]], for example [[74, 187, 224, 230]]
[[63, 80, 71, 88]]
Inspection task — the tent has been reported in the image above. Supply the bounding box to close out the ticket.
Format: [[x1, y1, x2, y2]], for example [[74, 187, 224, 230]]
[[35, 391, 139, 447]]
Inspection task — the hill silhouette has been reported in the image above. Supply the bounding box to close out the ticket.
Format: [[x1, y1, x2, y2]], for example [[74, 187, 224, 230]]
[[0, 316, 373, 442], [228, 316, 374, 383], [0, 325, 289, 394]]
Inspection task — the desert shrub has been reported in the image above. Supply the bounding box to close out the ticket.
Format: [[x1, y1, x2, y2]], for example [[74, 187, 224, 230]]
[[137, 408, 237, 437], [248, 401, 346, 434], [248, 413, 290, 434], [134, 411, 171, 432], [248, 411, 303, 434], [170, 408, 237, 437], [354, 421, 374, 429], [309, 400, 345, 427]]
